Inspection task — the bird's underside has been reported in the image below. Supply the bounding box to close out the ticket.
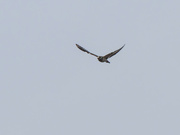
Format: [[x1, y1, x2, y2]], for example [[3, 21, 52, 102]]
[[76, 44, 125, 63]]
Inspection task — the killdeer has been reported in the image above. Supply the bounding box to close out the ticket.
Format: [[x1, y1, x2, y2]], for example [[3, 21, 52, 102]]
[[76, 44, 125, 63]]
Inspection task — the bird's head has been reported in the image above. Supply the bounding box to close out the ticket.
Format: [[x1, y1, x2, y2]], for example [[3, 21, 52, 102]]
[[97, 56, 103, 60]]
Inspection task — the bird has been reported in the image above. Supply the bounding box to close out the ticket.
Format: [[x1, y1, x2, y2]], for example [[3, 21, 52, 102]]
[[76, 44, 125, 63]]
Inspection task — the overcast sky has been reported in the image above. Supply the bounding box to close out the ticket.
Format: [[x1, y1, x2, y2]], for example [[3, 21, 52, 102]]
[[0, 0, 180, 135]]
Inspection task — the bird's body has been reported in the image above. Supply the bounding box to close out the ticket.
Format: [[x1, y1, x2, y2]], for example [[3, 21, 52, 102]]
[[97, 56, 110, 63], [75, 44, 125, 63]]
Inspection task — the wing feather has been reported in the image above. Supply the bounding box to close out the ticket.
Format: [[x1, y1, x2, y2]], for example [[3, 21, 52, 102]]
[[76, 44, 98, 57], [104, 44, 125, 59]]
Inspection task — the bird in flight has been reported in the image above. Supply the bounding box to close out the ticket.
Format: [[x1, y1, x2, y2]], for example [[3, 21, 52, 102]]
[[76, 44, 125, 63]]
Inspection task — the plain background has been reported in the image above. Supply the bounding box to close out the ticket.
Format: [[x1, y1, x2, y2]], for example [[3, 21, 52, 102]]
[[0, 0, 180, 135]]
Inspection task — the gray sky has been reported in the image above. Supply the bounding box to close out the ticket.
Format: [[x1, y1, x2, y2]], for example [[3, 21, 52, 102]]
[[0, 0, 180, 135]]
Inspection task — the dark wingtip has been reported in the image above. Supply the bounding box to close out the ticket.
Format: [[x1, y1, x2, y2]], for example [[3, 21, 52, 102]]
[[118, 44, 125, 50], [120, 44, 125, 49], [76, 44, 82, 49]]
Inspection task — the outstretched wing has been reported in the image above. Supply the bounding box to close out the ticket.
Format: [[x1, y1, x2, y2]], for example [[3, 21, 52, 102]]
[[104, 44, 125, 59], [76, 44, 98, 57]]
